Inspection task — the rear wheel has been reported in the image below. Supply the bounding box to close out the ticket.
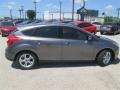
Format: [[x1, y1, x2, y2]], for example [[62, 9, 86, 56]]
[[96, 50, 113, 66], [15, 51, 38, 70]]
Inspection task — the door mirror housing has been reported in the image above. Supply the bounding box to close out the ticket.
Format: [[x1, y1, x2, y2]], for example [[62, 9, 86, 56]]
[[88, 36, 93, 41]]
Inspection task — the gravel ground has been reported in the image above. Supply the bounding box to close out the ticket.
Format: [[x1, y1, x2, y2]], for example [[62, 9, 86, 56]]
[[0, 33, 120, 90]]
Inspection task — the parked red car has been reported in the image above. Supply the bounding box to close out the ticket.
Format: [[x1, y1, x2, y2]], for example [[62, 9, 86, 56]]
[[0, 21, 16, 37], [70, 21, 97, 34]]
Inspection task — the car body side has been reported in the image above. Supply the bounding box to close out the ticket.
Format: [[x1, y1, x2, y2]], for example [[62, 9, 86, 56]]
[[5, 25, 119, 61]]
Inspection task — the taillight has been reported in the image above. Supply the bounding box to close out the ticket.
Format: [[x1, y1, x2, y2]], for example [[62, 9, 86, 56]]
[[7, 35, 22, 46]]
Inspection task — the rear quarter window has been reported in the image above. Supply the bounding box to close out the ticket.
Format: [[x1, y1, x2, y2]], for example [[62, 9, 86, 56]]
[[22, 28, 35, 36]]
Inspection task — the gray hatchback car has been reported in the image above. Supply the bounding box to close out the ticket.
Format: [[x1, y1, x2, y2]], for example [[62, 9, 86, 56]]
[[5, 24, 119, 70]]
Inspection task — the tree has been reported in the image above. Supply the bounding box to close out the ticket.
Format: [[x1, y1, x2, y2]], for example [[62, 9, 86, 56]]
[[27, 10, 36, 20], [104, 16, 119, 23], [104, 16, 114, 23]]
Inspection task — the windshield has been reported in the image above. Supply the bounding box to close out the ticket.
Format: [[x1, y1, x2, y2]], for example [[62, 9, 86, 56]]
[[1, 22, 14, 26], [92, 22, 102, 25]]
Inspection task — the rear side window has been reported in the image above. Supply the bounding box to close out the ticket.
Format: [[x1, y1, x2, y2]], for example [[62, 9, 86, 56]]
[[22, 28, 35, 36], [32, 26, 59, 38]]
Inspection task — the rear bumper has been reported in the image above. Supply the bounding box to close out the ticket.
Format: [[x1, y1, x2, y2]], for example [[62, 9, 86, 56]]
[[5, 47, 15, 61]]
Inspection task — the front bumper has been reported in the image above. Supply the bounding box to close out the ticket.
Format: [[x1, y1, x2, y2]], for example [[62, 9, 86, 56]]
[[114, 47, 119, 59], [2, 30, 13, 36]]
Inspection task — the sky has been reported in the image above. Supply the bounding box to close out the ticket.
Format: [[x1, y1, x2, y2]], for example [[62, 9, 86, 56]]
[[0, 0, 119, 18]]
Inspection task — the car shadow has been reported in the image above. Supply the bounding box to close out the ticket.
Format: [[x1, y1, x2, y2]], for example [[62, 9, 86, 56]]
[[11, 58, 120, 70], [111, 58, 120, 65]]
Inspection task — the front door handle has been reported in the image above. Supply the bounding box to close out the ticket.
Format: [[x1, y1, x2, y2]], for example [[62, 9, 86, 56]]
[[65, 42, 71, 46]]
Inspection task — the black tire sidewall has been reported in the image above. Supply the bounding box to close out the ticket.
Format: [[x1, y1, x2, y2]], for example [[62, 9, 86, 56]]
[[16, 52, 38, 70], [100, 32, 104, 35], [97, 50, 112, 66]]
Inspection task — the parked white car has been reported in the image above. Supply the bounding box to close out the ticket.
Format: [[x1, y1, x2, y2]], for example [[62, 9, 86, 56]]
[[92, 22, 102, 32]]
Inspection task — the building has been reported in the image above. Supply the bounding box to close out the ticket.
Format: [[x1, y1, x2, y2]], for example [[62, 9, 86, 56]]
[[43, 10, 104, 23]]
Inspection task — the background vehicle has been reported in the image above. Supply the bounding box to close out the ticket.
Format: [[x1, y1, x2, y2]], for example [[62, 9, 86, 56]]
[[14, 20, 24, 25], [0, 21, 16, 37], [31, 20, 42, 24], [100, 22, 120, 35], [70, 21, 97, 34], [92, 22, 102, 32], [6, 24, 119, 70], [16, 20, 34, 26]]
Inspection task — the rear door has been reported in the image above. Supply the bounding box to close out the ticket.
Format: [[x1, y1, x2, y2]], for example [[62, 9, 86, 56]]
[[32, 26, 62, 60]]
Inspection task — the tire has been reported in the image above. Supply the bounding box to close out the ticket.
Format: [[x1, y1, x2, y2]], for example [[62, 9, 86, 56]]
[[100, 32, 104, 35], [15, 51, 38, 70], [96, 50, 113, 66], [113, 31, 117, 35], [1, 32, 5, 37]]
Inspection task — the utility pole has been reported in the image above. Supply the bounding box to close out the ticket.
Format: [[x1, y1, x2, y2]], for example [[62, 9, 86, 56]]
[[42, 13, 44, 21], [117, 8, 120, 20], [60, 1, 62, 21], [72, 0, 75, 21], [18, 9, 22, 19], [50, 13, 53, 21], [25, 10, 27, 20], [33, 0, 37, 20], [80, 0, 86, 21], [21, 6, 24, 19], [10, 9, 13, 20]]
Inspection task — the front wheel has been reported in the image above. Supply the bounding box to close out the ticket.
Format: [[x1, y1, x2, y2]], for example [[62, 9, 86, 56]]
[[1, 32, 5, 37], [96, 50, 113, 66], [15, 51, 38, 70], [100, 32, 104, 35]]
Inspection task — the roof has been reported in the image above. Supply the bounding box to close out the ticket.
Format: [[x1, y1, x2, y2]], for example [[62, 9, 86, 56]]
[[17, 23, 76, 30]]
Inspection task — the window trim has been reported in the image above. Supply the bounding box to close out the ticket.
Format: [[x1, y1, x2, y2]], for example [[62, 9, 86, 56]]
[[32, 26, 61, 39]]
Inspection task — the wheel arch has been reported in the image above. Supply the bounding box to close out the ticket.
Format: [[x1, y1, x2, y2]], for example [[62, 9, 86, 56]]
[[95, 48, 115, 61], [14, 50, 39, 61]]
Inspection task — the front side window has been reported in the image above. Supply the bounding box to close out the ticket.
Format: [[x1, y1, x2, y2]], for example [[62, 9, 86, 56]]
[[33, 26, 59, 38], [62, 27, 87, 40]]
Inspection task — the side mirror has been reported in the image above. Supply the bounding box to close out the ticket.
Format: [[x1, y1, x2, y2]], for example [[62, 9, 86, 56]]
[[88, 36, 93, 41]]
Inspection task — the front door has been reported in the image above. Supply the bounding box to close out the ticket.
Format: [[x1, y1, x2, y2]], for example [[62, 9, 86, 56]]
[[61, 26, 94, 60]]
